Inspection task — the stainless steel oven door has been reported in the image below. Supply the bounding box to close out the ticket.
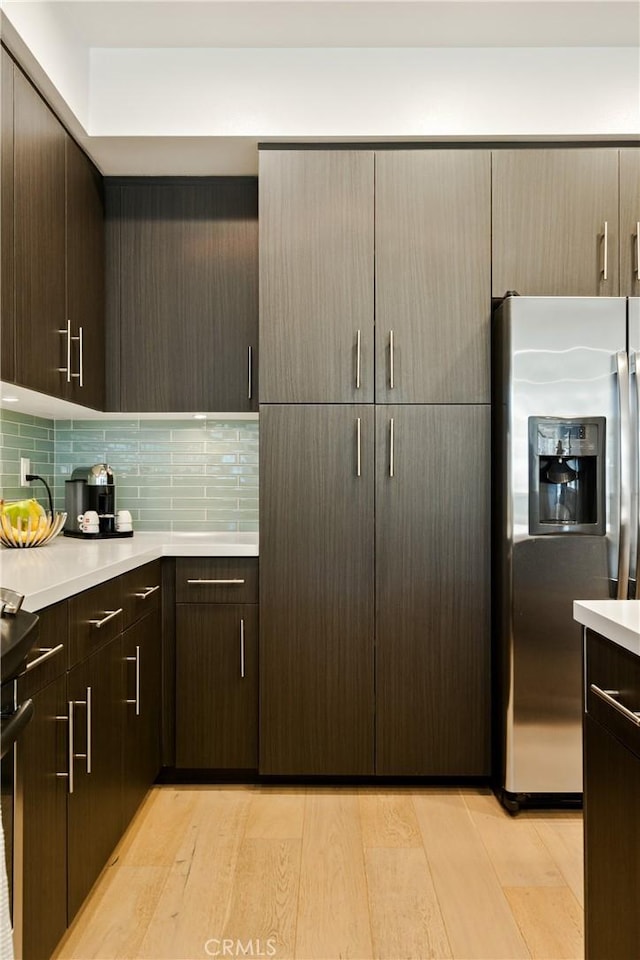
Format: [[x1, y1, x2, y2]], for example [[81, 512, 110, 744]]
[[1, 679, 33, 959]]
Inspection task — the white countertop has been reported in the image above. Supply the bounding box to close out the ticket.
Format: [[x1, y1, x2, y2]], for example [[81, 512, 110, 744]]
[[574, 600, 640, 657], [0, 531, 259, 611]]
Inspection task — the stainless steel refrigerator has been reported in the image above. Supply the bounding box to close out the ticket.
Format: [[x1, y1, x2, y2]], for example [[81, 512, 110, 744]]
[[493, 295, 637, 811]]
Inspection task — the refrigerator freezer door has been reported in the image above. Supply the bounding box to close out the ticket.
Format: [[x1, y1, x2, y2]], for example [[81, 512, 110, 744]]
[[495, 296, 627, 797]]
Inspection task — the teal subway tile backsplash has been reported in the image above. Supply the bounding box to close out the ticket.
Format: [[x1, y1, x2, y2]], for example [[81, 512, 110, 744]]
[[0, 410, 55, 508], [53, 418, 259, 532], [0, 412, 258, 531]]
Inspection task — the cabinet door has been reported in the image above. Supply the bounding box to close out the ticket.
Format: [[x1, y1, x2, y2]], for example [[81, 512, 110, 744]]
[[175, 603, 257, 769], [375, 405, 491, 775], [259, 151, 375, 402], [492, 149, 619, 297], [620, 149, 640, 296], [13, 68, 67, 396], [259, 404, 375, 774], [115, 178, 258, 412], [20, 675, 68, 960], [1, 48, 14, 383], [66, 136, 105, 409], [584, 714, 640, 960], [67, 638, 122, 921], [375, 151, 491, 403], [122, 610, 161, 828]]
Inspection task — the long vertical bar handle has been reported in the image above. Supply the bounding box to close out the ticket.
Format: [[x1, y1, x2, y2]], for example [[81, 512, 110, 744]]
[[58, 319, 71, 382], [616, 350, 631, 599], [389, 418, 395, 478], [389, 330, 395, 389], [602, 221, 609, 281], [55, 702, 74, 794], [135, 646, 140, 715], [65, 700, 74, 794], [355, 330, 361, 389], [632, 351, 640, 600], [78, 326, 84, 387], [247, 346, 253, 400], [71, 327, 84, 386], [86, 685, 92, 772], [240, 619, 246, 679], [636, 222, 640, 280], [356, 417, 362, 478]]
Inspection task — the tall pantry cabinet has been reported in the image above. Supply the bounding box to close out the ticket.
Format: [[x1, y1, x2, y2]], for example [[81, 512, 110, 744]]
[[259, 149, 491, 776]]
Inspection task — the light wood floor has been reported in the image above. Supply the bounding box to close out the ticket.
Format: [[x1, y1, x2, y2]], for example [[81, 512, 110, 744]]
[[53, 786, 584, 960]]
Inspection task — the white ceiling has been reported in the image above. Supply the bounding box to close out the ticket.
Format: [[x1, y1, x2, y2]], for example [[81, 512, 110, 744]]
[[1, 0, 639, 175], [43, 1, 640, 49]]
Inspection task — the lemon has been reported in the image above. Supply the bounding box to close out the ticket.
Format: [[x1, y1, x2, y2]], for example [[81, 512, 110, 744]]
[[0, 498, 46, 536]]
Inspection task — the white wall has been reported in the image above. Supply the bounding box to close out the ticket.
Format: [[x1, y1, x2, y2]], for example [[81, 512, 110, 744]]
[[89, 46, 640, 138], [1, 1, 90, 126]]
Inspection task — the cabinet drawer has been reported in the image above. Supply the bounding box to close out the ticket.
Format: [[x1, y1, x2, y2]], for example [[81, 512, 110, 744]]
[[585, 628, 640, 761], [175, 557, 258, 603], [18, 601, 68, 698], [121, 560, 162, 628], [69, 577, 124, 665]]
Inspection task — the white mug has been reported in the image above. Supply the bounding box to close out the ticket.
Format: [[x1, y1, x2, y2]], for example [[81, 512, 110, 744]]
[[78, 511, 99, 533], [116, 509, 133, 532]]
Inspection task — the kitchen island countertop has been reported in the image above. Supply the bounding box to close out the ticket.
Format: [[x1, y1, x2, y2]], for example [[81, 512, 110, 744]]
[[574, 599, 640, 657], [0, 531, 259, 611]]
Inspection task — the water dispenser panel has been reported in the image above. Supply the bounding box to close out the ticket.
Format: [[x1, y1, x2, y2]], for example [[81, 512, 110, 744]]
[[529, 416, 606, 536]]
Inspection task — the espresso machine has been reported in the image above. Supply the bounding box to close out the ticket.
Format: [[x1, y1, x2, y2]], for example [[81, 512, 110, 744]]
[[63, 463, 132, 538]]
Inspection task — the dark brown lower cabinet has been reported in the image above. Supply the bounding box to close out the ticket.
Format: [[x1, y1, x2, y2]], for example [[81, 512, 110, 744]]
[[259, 403, 490, 776], [259, 404, 375, 775], [584, 629, 640, 960], [122, 609, 162, 828], [375, 405, 491, 775], [176, 604, 258, 769], [20, 674, 68, 960], [67, 637, 122, 920], [584, 714, 640, 960]]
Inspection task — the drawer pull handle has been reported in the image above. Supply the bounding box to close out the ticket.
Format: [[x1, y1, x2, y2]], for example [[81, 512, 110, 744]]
[[25, 643, 64, 671], [89, 608, 123, 629], [134, 585, 160, 599], [590, 684, 640, 727], [186, 579, 246, 585], [240, 618, 246, 679]]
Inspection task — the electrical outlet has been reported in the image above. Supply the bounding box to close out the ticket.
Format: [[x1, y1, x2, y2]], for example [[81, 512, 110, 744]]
[[20, 458, 31, 486]]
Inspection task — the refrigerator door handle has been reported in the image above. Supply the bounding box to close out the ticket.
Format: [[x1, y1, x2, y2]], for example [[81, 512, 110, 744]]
[[616, 350, 632, 600], [631, 351, 640, 599]]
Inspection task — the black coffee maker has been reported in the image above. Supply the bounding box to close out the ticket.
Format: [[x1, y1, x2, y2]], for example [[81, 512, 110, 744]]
[[63, 463, 131, 539]]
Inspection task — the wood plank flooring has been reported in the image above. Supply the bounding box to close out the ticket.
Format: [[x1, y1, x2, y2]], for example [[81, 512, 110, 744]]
[[53, 786, 583, 960]]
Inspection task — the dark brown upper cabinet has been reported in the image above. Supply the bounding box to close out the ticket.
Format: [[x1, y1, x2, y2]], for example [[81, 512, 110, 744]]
[[492, 148, 619, 297], [66, 136, 106, 409], [375, 151, 491, 404], [3, 54, 105, 405], [13, 65, 67, 397], [107, 178, 258, 412], [375, 404, 491, 776], [620, 148, 640, 297], [259, 150, 375, 403], [1, 48, 15, 383]]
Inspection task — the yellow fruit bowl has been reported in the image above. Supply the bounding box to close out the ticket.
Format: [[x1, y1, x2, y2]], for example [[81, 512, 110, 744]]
[[0, 512, 67, 548]]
